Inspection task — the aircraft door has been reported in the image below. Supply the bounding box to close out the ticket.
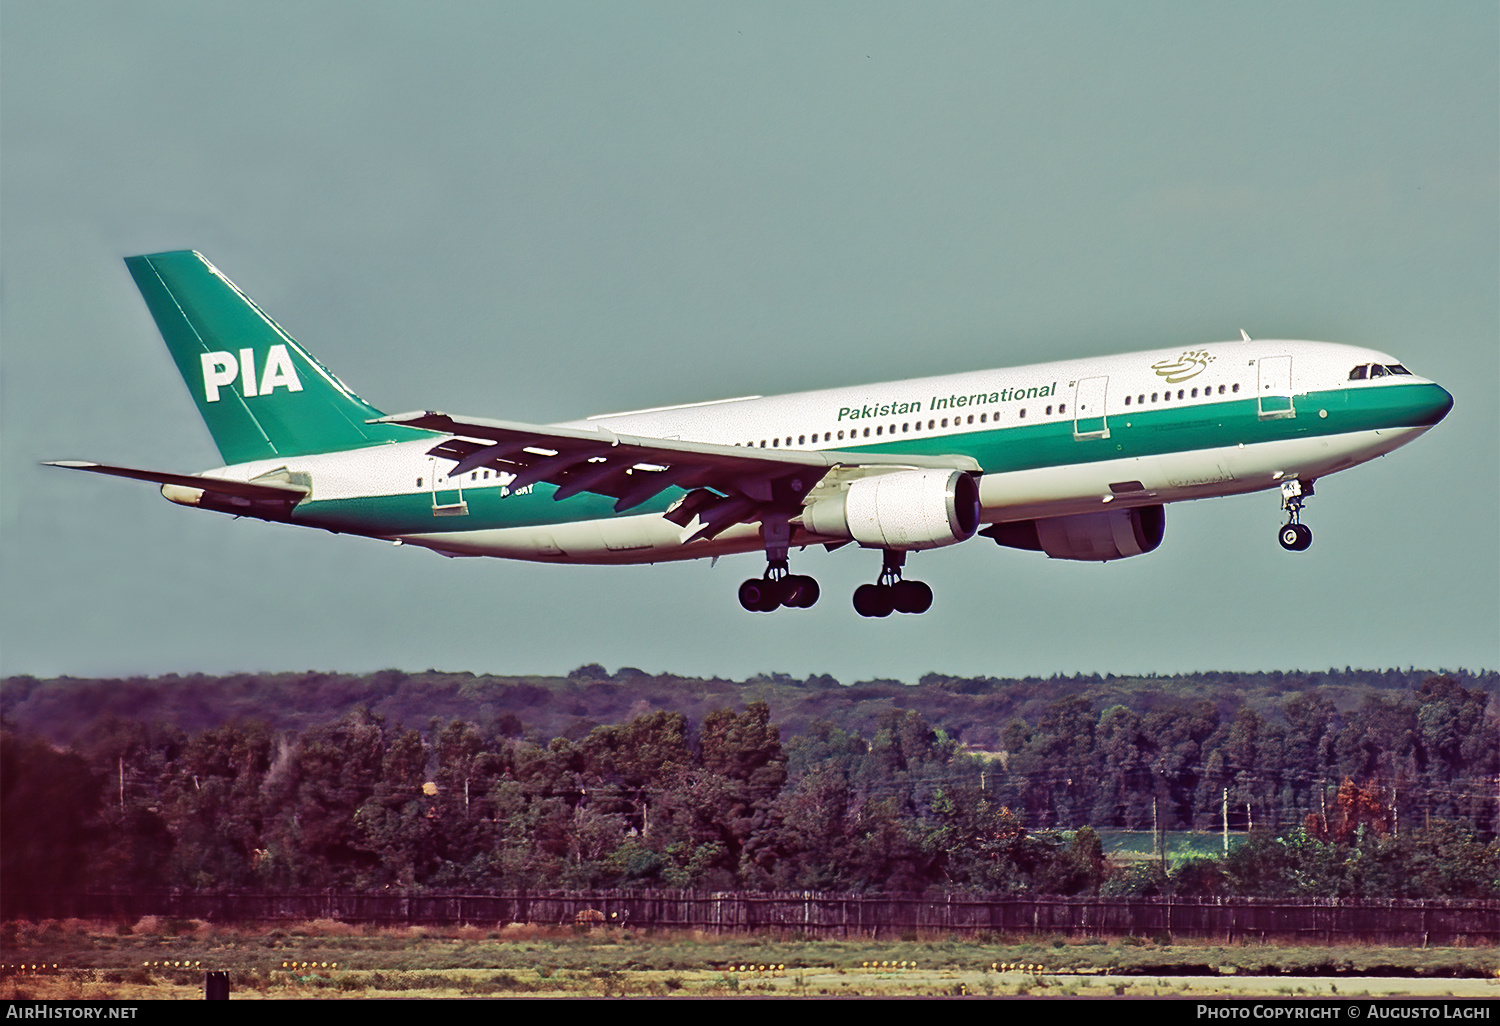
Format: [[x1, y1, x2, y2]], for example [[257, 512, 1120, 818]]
[[1073, 376, 1110, 439], [428, 456, 470, 517], [1257, 356, 1295, 419]]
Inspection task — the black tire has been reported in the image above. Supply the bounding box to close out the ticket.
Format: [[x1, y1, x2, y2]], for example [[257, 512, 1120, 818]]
[[892, 579, 933, 614], [738, 578, 779, 612], [853, 583, 893, 618], [1279, 524, 1312, 551], [786, 575, 820, 608]]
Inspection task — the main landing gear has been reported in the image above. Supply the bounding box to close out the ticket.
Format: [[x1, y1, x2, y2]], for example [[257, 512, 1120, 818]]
[[739, 517, 820, 612], [735, 521, 934, 616], [738, 561, 820, 612], [1277, 478, 1314, 552], [853, 550, 933, 617]]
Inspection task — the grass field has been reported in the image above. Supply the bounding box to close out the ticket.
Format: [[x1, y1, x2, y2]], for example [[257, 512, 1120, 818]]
[[1095, 829, 1237, 863], [4, 918, 1497, 999]]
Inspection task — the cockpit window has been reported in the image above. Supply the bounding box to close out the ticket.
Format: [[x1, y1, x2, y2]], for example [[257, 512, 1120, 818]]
[[1349, 363, 1413, 381]]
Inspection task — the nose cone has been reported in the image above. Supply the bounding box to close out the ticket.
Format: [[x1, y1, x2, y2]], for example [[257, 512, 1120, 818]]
[[1417, 383, 1455, 426]]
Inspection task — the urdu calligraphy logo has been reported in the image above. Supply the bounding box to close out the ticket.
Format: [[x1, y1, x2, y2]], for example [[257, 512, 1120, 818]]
[[1151, 349, 1215, 384]]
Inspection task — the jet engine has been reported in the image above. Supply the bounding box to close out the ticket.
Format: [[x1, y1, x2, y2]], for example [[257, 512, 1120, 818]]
[[984, 505, 1165, 561], [800, 469, 981, 550]]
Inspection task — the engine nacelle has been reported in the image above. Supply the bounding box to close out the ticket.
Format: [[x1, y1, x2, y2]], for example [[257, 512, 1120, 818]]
[[984, 505, 1165, 561], [801, 469, 981, 550]]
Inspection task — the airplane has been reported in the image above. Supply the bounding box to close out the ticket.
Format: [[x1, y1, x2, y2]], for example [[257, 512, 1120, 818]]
[[49, 251, 1454, 617]]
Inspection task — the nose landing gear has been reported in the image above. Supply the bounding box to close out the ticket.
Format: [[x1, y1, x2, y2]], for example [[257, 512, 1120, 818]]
[[1278, 478, 1314, 551], [853, 550, 933, 617]]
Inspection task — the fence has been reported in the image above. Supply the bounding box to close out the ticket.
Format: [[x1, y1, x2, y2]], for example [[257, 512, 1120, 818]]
[[9, 891, 1496, 945]]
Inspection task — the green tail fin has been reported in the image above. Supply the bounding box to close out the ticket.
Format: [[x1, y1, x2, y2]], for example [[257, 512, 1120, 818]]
[[125, 251, 429, 465]]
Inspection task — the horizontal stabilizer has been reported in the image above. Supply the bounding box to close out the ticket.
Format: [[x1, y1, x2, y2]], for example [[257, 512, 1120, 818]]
[[44, 461, 309, 501]]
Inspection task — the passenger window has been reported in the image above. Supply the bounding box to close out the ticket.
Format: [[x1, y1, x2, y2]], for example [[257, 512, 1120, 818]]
[[1177, 389, 1185, 400], [1046, 405, 1053, 415], [876, 425, 883, 435], [1232, 383, 1240, 393], [863, 427, 870, 437], [1019, 408, 1026, 419], [1058, 403, 1066, 413], [798, 435, 805, 445], [1124, 396, 1131, 406]]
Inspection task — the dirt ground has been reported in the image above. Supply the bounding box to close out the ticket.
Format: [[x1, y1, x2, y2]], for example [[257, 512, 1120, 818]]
[[5, 965, 1499, 1000]]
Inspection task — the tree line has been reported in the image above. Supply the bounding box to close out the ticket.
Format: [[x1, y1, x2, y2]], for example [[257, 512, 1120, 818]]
[[2, 675, 1495, 904]]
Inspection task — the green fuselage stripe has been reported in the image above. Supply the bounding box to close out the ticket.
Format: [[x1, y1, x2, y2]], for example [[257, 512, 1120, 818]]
[[287, 382, 1448, 536]]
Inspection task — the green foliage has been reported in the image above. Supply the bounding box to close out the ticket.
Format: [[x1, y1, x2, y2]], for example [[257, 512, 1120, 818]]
[[2, 670, 1494, 900]]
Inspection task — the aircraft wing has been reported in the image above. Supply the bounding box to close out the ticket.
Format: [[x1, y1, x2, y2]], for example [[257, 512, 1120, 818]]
[[373, 411, 981, 540]]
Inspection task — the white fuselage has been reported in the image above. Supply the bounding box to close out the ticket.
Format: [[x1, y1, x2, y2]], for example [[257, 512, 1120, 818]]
[[188, 339, 1448, 565]]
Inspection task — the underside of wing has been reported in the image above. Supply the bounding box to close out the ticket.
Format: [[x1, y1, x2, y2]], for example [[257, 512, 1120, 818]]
[[373, 411, 980, 541]]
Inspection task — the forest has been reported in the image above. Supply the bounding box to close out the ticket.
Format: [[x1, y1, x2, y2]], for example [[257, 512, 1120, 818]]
[[2, 668, 1496, 903]]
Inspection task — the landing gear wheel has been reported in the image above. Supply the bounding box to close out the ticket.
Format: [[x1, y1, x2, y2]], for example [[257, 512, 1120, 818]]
[[1278, 523, 1312, 552], [891, 580, 933, 614], [1277, 479, 1314, 552], [853, 583, 894, 618], [784, 574, 820, 608], [854, 550, 934, 616], [738, 578, 782, 612]]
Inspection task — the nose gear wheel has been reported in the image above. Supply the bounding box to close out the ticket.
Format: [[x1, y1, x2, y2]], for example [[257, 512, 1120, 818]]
[[1278, 478, 1315, 551]]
